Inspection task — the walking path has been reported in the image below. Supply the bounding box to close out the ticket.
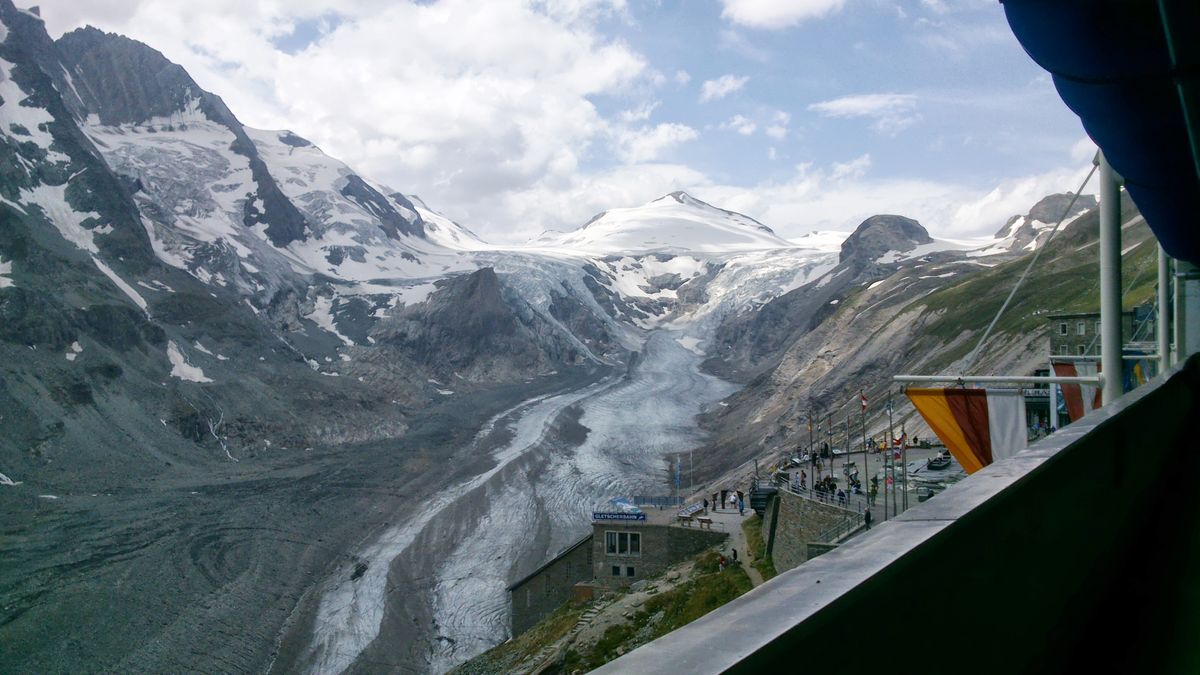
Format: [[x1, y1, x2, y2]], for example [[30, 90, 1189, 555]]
[[702, 507, 764, 586]]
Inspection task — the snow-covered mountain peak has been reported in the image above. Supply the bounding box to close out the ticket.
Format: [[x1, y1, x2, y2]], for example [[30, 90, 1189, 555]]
[[540, 191, 793, 255]]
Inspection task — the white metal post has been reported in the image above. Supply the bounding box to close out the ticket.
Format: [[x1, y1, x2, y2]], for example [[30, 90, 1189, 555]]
[[1098, 152, 1123, 405], [1158, 245, 1171, 370], [1179, 261, 1200, 359]]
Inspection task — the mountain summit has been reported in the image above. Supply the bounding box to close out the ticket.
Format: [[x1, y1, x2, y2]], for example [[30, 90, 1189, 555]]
[[839, 214, 933, 264], [537, 191, 792, 255]]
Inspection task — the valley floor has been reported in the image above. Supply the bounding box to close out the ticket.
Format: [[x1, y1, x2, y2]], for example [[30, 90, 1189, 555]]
[[291, 330, 737, 674], [0, 367, 607, 675]]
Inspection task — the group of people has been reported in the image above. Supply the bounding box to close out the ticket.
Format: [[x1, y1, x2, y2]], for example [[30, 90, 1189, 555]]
[[811, 476, 847, 506], [705, 489, 746, 516]]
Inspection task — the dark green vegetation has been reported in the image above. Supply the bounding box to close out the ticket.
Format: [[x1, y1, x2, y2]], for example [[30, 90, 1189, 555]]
[[454, 603, 585, 675], [574, 557, 752, 672], [742, 514, 778, 581], [459, 548, 755, 674]]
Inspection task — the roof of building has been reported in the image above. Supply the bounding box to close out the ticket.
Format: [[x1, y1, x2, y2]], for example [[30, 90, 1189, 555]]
[[506, 533, 593, 592]]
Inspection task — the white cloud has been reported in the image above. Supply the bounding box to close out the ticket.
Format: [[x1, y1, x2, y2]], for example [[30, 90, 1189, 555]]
[[36, 0, 653, 238], [695, 160, 1095, 241], [699, 74, 749, 102], [719, 29, 769, 62], [720, 0, 847, 29], [722, 114, 757, 135], [1070, 136, 1098, 165], [674, 69, 691, 85], [831, 153, 870, 180], [614, 123, 699, 164], [619, 100, 659, 123], [767, 146, 778, 160], [764, 110, 790, 139], [808, 93, 921, 134]]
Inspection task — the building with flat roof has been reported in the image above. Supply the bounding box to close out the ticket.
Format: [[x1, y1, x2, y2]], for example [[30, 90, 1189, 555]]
[[506, 497, 726, 636]]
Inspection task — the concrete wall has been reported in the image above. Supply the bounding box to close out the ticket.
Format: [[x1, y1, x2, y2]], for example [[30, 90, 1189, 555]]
[[509, 535, 593, 636], [761, 495, 779, 554], [593, 524, 726, 588], [771, 489, 857, 573]]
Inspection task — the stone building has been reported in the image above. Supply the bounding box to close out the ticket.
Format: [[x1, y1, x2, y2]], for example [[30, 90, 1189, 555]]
[[507, 498, 726, 636], [1047, 310, 1141, 356], [506, 534, 593, 637]]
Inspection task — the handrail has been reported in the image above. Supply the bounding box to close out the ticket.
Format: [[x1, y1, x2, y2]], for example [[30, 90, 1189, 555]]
[[815, 514, 864, 544]]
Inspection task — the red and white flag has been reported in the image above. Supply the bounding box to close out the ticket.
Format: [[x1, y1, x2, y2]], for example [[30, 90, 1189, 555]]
[[860, 391, 868, 412], [1051, 359, 1102, 422]]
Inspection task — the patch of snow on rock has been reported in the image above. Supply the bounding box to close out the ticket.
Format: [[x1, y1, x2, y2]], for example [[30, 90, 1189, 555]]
[[0, 257, 12, 288], [167, 341, 213, 383], [675, 336, 704, 355]]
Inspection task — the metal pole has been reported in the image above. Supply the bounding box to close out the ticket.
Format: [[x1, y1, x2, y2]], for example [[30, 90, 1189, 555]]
[[1048, 355, 1059, 432], [894, 374, 1104, 385], [1098, 151, 1123, 405], [886, 395, 894, 520], [860, 391, 868, 507], [900, 421, 907, 514], [844, 414, 850, 498], [808, 413, 814, 489], [1159, 245, 1171, 371], [826, 413, 832, 480], [1178, 261, 1200, 360]]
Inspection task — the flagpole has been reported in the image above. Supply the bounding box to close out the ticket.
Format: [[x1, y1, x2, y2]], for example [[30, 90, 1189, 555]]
[[807, 412, 814, 490], [899, 421, 907, 515], [886, 392, 895, 519], [826, 412, 832, 481], [859, 390, 867, 512], [844, 413, 851, 504]]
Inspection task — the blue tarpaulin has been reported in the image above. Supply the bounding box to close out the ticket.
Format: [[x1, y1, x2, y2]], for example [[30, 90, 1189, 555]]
[[1002, 0, 1200, 264]]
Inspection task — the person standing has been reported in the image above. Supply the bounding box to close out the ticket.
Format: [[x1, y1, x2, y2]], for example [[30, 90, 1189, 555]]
[[737, 494, 745, 516], [732, 548, 739, 563], [864, 509, 873, 529]]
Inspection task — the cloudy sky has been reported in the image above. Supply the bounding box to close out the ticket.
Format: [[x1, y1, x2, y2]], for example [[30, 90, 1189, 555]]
[[38, 0, 1094, 243]]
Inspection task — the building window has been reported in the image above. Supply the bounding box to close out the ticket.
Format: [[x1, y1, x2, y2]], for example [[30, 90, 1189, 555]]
[[1058, 345, 1069, 356], [611, 565, 620, 576], [605, 531, 641, 556], [1094, 320, 1101, 334], [1077, 322, 1086, 335], [1058, 322, 1068, 335], [1078, 344, 1087, 355], [626, 566, 635, 577]]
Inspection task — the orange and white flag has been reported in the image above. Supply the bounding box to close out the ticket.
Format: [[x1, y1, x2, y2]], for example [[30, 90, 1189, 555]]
[[905, 388, 1027, 474]]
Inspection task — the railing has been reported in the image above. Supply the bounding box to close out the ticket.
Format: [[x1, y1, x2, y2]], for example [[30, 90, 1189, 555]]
[[814, 514, 864, 544], [775, 480, 865, 516], [632, 496, 683, 508]]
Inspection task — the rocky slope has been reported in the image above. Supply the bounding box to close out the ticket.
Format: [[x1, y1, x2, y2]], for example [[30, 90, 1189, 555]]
[[694, 197, 1156, 484]]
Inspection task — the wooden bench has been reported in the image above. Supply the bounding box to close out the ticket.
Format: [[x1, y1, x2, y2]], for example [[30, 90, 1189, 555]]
[[696, 517, 713, 530], [676, 515, 694, 527]]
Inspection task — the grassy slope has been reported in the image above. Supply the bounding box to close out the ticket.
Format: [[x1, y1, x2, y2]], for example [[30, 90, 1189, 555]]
[[904, 203, 1158, 375], [742, 514, 778, 581], [568, 551, 752, 672]]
